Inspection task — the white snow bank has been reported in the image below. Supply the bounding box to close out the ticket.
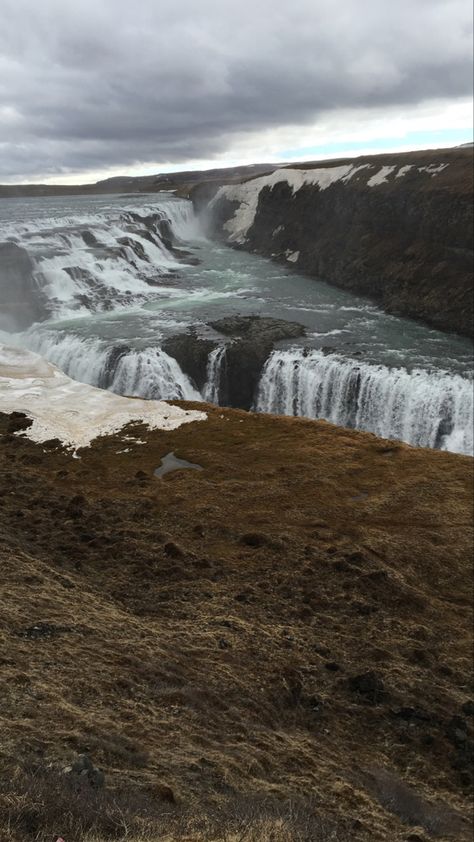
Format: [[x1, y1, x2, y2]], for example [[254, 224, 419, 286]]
[[367, 165, 397, 186], [0, 344, 207, 450], [212, 164, 369, 243]]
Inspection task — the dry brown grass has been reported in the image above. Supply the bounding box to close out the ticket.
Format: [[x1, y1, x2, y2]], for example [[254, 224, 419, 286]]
[[0, 404, 472, 841]]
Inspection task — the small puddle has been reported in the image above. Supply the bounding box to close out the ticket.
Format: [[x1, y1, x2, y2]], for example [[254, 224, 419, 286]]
[[154, 452, 203, 478], [351, 492, 369, 501]]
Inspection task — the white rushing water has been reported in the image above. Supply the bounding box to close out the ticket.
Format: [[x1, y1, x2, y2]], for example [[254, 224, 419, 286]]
[[256, 349, 474, 454], [1, 193, 472, 455], [1, 195, 201, 322], [26, 330, 200, 401], [203, 346, 226, 403]]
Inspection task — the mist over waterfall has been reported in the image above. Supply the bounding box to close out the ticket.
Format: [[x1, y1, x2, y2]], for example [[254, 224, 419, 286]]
[[256, 349, 474, 454]]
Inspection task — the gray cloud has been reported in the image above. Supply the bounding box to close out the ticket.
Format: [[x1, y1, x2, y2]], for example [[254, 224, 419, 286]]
[[0, 0, 472, 180]]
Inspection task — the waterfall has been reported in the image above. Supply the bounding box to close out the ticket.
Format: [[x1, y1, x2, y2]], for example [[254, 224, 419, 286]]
[[203, 346, 226, 403], [25, 331, 201, 402], [256, 349, 474, 455], [111, 348, 201, 401], [0, 197, 200, 324]]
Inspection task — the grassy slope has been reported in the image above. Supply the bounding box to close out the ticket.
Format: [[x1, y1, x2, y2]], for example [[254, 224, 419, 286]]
[[0, 404, 473, 841]]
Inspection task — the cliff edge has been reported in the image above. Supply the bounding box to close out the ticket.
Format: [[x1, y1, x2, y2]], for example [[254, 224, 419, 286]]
[[202, 148, 474, 337]]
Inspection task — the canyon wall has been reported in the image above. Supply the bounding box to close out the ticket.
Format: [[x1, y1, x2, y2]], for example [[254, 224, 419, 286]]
[[200, 148, 474, 337]]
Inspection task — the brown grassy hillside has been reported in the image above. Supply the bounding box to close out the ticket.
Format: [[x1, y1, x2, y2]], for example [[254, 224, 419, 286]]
[[0, 405, 472, 841]]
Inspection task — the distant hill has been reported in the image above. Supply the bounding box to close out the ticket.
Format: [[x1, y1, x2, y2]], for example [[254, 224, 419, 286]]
[[0, 162, 277, 199]]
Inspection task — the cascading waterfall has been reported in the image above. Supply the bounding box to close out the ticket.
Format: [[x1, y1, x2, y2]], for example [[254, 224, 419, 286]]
[[0, 197, 201, 324], [256, 349, 474, 455], [111, 348, 201, 401], [25, 331, 201, 402], [203, 346, 226, 403]]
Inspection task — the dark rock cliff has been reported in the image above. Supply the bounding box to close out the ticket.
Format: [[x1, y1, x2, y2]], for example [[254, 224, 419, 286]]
[[202, 149, 474, 337], [164, 316, 305, 409]]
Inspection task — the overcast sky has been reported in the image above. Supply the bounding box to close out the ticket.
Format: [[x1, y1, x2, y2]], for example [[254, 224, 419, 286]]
[[1, 0, 472, 183]]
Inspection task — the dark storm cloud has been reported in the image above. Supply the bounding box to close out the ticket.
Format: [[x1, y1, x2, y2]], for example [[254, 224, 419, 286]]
[[0, 0, 472, 180]]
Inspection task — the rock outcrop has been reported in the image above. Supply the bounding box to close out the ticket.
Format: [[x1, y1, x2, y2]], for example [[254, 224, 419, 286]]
[[164, 315, 305, 409], [202, 148, 474, 337]]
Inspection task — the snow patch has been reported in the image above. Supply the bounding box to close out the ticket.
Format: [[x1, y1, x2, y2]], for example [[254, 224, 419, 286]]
[[396, 165, 414, 178], [285, 250, 300, 263], [367, 166, 397, 186], [417, 164, 449, 176], [212, 164, 370, 244], [0, 344, 207, 451]]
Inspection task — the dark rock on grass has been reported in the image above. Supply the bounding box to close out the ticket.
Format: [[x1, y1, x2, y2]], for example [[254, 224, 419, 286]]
[[461, 700, 474, 717], [163, 541, 185, 559], [348, 671, 387, 704], [6, 412, 32, 434], [392, 707, 433, 724], [63, 754, 105, 789], [240, 532, 268, 548], [17, 623, 72, 640], [41, 438, 63, 450]]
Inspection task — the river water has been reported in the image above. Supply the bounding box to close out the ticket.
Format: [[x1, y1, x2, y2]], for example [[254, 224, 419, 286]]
[[0, 192, 472, 454]]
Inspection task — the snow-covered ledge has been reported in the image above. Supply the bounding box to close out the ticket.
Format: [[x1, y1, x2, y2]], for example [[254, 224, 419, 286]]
[[0, 344, 207, 450]]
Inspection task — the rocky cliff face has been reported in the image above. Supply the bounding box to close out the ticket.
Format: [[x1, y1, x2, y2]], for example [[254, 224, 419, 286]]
[[202, 149, 474, 337], [163, 315, 305, 409]]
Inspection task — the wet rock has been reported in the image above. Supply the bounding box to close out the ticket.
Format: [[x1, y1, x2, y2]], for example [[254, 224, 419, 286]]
[[98, 344, 131, 389], [164, 315, 305, 409], [162, 332, 217, 391], [82, 230, 99, 247]]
